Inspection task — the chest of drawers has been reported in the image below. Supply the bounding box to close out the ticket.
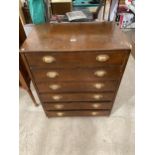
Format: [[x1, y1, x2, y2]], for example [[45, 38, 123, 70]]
[[20, 22, 130, 117]]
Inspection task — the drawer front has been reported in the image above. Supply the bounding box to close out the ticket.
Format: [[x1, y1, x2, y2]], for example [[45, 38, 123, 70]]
[[36, 81, 118, 93], [32, 67, 122, 82], [25, 51, 126, 68], [43, 102, 112, 110], [40, 92, 114, 102], [45, 110, 110, 117]]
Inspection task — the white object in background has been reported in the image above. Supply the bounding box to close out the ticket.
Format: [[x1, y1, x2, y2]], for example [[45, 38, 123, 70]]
[[109, 0, 119, 21], [132, 0, 135, 6], [66, 11, 87, 21], [125, 0, 135, 13], [97, 6, 104, 22], [104, 0, 112, 21], [120, 13, 134, 28], [128, 4, 135, 13]]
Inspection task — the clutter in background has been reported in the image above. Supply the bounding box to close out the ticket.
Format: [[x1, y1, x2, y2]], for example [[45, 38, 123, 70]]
[[50, 9, 94, 23], [20, 0, 135, 29], [20, 0, 104, 24], [116, 0, 135, 29]]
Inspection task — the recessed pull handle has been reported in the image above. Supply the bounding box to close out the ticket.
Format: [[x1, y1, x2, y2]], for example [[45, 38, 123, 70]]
[[52, 95, 62, 101], [94, 83, 105, 89], [49, 84, 61, 90], [92, 104, 101, 108], [94, 70, 107, 77], [46, 71, 59, 78], [57, 112, 64, 116], [42, 56, 55, 63], [54, 104, 64, 109], [93, 94, 103, 100], [96, 54, 109, 62]]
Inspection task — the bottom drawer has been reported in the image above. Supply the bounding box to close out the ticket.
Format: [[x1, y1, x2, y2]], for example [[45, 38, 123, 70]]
[[45, 110, 110, 117], [43, 102, 112, 110]]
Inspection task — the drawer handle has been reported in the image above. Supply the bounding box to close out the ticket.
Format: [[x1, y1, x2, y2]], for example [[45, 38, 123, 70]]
[[57, 112, 64, 116], [42, 56, 55, 63], [92, 112, 98, 116], [52, 95, 62, 101], [92, 103, 101, 108], [94, 70, 107, 77], [49, 84, 61, 90], [46, 71, 59, 78], [96, 54, 109, 62], [93, 94, 103, 100], [54, 104, 64, 109], [94, 83, 105, 89]]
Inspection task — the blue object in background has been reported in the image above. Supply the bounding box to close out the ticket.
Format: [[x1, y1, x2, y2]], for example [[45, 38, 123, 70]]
[[29, 0, 45, 24], [73, 0, 100, 7]]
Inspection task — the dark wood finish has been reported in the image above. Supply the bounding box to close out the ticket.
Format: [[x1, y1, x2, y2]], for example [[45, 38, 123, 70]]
[[20, 22, 131, 52], [19, 17, 38, 106], [20, 53, 41, 107], [51, 2, 71, 15], [40, 92, 114, 102], [19, 18, 26, 47], [25, 51, 127, 68], [22, 6, 32, 24], [20, 71, 37, 104], [45, 110, 111, 117], [31, 67, 122, 82], [36, 81, 118, 93], [20, 22, 131, 117], [43, 102, 113, 110]]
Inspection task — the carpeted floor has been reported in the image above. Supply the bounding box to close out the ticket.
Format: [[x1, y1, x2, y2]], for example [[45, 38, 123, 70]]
[[19, 55, 135, 155]]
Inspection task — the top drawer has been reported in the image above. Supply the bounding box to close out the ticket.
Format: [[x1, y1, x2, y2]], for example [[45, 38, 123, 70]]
[[25, 51, 127, 68]]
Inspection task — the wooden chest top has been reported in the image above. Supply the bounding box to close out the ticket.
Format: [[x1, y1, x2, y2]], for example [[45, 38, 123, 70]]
[[20, 22, 130, 52]]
